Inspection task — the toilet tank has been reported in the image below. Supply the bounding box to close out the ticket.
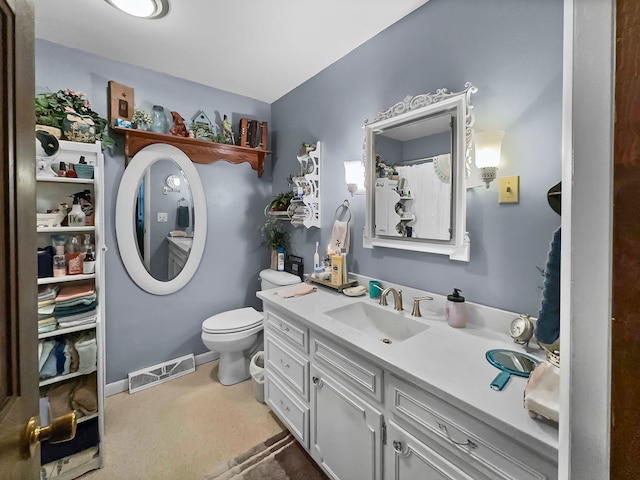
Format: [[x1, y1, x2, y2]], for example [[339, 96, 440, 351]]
[[259, 269, 301, 290]]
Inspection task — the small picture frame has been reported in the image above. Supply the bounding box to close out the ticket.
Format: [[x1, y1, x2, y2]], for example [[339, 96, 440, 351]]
[[108, 81, 135, 127]]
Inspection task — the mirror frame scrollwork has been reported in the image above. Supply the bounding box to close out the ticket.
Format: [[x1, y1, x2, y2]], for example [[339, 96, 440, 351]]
[[362, 82, 477, 261], [115, 143, 208, 295]]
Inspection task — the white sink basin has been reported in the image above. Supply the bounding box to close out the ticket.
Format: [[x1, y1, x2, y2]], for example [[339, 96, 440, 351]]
[[325, 302, 429, 344]]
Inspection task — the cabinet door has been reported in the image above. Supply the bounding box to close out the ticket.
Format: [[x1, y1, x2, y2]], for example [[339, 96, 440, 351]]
[[310, 365, 383, 480], [385, 421, 477, 480]]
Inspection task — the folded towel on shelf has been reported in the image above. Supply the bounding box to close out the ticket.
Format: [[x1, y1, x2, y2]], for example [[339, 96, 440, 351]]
[[46, 380, 77, 419], [39, 340, 55, 371], [55, 292, 97, 308], [57, 312, 97, 328], [38, 317, 58, 334], [38, 285, 59, 302], [55, 283, 95, 302], [329, 220, 350, 254], [75, 334, 97, 374], [54, 301, 98, 319], [71, 372, 98, 416], [275, 283, 317, 298]]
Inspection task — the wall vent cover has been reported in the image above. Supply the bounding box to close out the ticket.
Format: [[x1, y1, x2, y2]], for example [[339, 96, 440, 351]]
[[128, 353, 195, 394]]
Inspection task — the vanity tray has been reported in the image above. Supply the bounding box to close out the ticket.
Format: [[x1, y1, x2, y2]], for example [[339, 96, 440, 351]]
[[305, 274, 357, 293]]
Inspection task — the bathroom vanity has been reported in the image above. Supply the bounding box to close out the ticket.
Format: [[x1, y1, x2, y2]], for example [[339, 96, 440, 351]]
[[258, 277, 558, 480]]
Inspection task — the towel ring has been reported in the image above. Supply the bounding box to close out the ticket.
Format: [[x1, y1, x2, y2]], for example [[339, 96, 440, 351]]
[[334, 200, 351, 223]]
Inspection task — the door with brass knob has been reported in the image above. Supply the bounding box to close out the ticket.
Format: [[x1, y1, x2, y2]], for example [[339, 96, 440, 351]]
[[0, 1, 40, 478]]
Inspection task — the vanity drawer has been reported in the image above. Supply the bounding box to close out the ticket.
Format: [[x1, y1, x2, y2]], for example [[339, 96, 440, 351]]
[[265, 374, 309, 448], [265, 334, 309, 401], [265, 310, 308, 353], [311, 334, 383, 403], [386, 376, 556, 480]]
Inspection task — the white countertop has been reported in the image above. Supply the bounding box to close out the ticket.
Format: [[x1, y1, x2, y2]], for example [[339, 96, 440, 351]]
[[166, 236, 192, 253], [258, 276, 559, 463]]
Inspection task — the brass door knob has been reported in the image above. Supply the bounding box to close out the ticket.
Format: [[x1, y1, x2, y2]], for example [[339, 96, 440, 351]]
[[24, 412, 77, 458]]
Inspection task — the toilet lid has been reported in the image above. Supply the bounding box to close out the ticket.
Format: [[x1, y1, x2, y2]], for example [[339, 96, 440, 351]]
[[202, 307, 263, 334]]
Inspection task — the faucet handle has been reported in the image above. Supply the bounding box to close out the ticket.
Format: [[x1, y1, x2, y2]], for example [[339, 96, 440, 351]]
[[397, 290, 403, 311], [411, 295, 434, 317]]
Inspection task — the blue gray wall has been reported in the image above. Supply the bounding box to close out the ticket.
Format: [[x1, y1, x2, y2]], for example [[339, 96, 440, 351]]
[[272, 0, 563, 316], [36, 40, 273, 383], [36, 0, 563, 383]]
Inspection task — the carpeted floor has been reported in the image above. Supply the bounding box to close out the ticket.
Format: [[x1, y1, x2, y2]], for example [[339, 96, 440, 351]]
[[207, 431, 329, 480]]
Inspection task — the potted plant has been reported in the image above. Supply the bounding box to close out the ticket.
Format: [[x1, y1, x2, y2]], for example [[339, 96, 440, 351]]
[[260, 218, 292, 269], [35, 89, 114, 148], [268, 191, 295, 212], [132, 108, 153, 131]]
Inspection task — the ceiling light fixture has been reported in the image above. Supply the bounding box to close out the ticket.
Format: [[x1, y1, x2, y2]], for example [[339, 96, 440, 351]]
[[106, 0, 170, 19]]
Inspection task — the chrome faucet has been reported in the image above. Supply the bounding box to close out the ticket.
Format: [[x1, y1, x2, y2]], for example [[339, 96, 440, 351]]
[[411, 296, 434, 317], [380, 287, 403, 311]]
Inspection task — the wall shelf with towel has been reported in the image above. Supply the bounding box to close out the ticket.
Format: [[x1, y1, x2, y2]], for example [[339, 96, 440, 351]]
[[112, 126, 270, 177], [36, 140, 106, 480]]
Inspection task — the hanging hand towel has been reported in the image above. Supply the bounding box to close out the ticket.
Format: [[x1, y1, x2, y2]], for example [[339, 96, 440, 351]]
[[329, 220, 350, 254], [177, 205, 190, 228], [535, 227, 561, 346]]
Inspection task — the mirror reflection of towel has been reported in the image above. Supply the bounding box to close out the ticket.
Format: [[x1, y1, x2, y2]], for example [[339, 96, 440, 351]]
[[177, 205, 190, 228]]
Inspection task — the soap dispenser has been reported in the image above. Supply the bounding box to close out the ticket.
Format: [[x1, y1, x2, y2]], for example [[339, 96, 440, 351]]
[[445, 288, 467, 328]]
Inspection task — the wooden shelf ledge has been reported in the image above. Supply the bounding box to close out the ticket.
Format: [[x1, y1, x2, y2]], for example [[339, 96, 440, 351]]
[[112, 127, 269, 177]]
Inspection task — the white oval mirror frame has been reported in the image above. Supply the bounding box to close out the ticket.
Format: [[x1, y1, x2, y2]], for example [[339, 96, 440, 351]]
[[116, 143, 207, 295]]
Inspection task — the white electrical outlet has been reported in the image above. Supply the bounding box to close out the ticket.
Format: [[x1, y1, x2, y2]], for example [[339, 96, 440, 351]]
[[157, 212, 168, 222]]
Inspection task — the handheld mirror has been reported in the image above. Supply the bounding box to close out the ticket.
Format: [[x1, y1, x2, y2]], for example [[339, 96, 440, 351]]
[[485, 349, 539, 391]]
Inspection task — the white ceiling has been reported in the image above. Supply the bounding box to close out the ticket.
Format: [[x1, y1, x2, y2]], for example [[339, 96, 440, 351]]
[[34, 0, 429, 103]]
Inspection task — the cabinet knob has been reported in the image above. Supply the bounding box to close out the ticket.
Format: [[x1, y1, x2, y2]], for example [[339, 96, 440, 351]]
[[392, 440, 411, 458], [312, 376, 324, 388]]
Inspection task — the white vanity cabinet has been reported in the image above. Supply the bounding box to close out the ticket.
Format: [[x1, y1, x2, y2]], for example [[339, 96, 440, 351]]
[[263, 302, 558, 480], [36, 140, 105, 480]]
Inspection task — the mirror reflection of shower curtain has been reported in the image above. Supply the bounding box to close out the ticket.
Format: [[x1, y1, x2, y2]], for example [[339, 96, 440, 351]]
[[396, 154, 451, 241]]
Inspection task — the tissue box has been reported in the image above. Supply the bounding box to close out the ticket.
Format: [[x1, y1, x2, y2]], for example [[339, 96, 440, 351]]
[[285, 255, 304, 280]]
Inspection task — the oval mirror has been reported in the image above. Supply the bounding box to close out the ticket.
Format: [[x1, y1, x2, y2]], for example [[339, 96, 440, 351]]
[[116, 143, 207, 295]]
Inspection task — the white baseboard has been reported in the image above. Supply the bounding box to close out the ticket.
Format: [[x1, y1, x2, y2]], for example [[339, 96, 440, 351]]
[[105, 351, 220, 397]]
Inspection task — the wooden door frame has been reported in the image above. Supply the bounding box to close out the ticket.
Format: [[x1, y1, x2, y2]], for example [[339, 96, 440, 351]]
[[561, 0, 614, 478], [0, 0, 38, 478]]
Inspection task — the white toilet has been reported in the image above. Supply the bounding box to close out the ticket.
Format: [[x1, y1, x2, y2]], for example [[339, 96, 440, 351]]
[[201, 269, 301, 385]]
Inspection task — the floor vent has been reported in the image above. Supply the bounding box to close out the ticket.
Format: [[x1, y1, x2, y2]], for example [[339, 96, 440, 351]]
[[128, 353, 195, 394]]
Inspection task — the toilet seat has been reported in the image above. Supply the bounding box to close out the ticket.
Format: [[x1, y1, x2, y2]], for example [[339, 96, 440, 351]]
[[202, 307, 263, 334]]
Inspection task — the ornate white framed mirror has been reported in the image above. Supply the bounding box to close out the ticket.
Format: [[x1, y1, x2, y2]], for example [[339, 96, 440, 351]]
[[116, 143, 207, 295], [363, 83, 477, 261]]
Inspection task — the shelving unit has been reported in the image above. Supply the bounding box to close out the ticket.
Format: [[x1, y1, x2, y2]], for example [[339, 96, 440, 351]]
[[112, 126, 270, 177], [374, 177, 415, 237], [289, 141, 321, 228], [36, 140, 105, 480]]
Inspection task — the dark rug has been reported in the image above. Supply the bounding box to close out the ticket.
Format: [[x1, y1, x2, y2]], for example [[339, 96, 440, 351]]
[[206, 430, 329, 480]]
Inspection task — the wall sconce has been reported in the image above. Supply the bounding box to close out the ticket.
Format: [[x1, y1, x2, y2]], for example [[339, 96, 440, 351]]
[[163, 174, 181, 195], [343, 161, 365, 196], [474, 130, 505, 188]]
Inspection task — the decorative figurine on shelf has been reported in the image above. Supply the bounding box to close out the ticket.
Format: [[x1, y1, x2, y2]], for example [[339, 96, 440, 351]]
[[222, 114, 235, 144], [170, 111, 188, 137]]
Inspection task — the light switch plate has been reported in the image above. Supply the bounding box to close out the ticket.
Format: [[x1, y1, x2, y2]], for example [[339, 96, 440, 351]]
[[499, 176, 519, 203], [157, 212, 168, 222]]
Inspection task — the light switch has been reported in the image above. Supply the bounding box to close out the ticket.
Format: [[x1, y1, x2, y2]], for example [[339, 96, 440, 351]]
[[499, 176, 519, 204], [157, 212, 168, 222]]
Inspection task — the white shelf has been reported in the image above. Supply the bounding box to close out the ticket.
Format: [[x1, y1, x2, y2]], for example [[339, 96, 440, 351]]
[[291, 141, 321, 229], [39, 367, 97, 387], [38, 274, 95, 285], [36, 176, 94, 184], [37, 226, 95, 233], [77, 412, 99, 424], [39, 322, 97, 340]]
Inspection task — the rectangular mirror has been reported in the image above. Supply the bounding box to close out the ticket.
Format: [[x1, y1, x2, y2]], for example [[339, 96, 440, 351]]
[[363, 83, 477, 261]]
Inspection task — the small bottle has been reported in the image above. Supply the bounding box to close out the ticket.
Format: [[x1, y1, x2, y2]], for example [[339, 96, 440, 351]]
[[277, 246, 285, 271], [53, 245, 66, 277], [66, 163, 77, 178], [57, 161, 67, 177], [67, 236, 83, 275], [67, 194, 86, 227], [445, 288, 468, 328], [82, 234, 96, 274]]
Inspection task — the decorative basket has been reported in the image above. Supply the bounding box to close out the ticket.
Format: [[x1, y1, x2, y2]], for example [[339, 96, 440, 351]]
[[73, 163, 94, 179], [62, 112, 96, 143]]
